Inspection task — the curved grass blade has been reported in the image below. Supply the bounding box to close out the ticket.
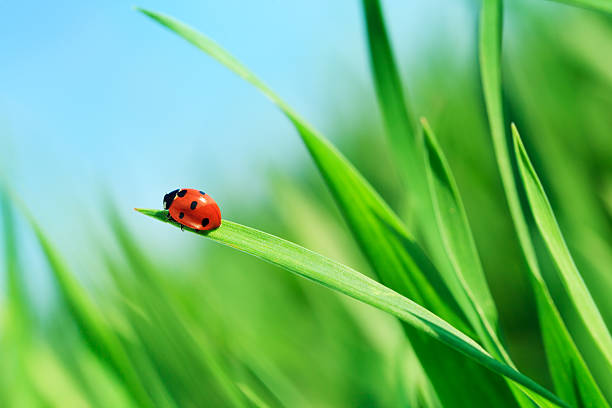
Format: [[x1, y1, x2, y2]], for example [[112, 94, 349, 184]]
[[137, 208, 568, 408], [135, 9, 526, 406], [421, 119, 502, 348], [361, 0, 504, 356], [478, 1, 608, 405], [134, 8, 466, 332], [421, 119, 549, 408], [3, 191, 154, 408], [512, 125, 612, 372], [545, 0, 612, 14]]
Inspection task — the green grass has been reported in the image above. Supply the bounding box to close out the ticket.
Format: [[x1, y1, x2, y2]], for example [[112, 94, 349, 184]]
[[136, 209, 565, 406], [2, 1, 612, 407]]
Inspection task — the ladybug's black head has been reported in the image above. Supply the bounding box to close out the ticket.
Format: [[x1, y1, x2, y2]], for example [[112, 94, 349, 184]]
[[163, 189, 179, 210]]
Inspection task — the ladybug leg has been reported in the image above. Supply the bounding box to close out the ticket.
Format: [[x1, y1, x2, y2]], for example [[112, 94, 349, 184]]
[[180, 225, 184, 232]]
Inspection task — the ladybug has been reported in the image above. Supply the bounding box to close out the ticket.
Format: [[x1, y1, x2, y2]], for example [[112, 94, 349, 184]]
[[163, 188, 221, 231]]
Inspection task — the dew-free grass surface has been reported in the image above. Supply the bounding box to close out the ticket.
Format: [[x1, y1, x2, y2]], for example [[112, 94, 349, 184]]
[[3, 1, 612, 407]]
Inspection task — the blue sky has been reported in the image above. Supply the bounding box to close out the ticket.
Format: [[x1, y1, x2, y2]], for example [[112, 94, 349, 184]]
[[0, 0, 475, 298]]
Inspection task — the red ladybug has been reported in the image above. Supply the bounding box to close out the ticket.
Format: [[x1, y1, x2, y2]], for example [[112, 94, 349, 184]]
[[163, 188, 221, 231]]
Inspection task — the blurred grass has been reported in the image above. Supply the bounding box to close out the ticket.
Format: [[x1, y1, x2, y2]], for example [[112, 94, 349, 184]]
[[2, 1, 612, 407]]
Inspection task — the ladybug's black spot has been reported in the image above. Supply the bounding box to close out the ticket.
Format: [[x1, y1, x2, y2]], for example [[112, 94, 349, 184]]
[[199, 190, 206, 195], [202, 218, 209, 227], [190, 201, 197, 210], [177, 189, 187, 197], [179, 212, 184, 219]]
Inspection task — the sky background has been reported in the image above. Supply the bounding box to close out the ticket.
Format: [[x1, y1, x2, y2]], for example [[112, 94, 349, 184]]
[[0, 0, 478, 300]]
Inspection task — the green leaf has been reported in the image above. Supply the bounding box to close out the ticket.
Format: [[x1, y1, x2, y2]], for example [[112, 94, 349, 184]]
[[133, 9, 464, 326], [1, 193, 30, 335], [479, 1, 608, 404], [361, 0, 503, 351], [361, 0, 417, 181], [5, 192, 154, 408], [545, 0, 612, 14], [136, 9, 527, 406], [137, 208, 568, 408], [512, 124, 612, 375], [421, 119, 551, 408], [421, 119, 501, 350]]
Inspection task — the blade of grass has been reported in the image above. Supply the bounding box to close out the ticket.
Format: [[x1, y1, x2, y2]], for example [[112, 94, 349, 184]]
[[2, 190, 154, 408], [479, 1, 609, 404], [134, 8, 466, 331], [137, 208, 568, 408], [361, 0, 501, 346], [512, 125, 612, 372], [103, 216, 249, 408], [135, 9, 523, 406], [1, 193, 29, 333], [423, 119, 609, 406], [421, 119, 536, 408], [421, 119, 503, 353]]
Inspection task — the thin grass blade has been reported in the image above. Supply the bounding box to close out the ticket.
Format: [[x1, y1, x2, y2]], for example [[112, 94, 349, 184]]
[[135, 10, 530, 406], [479, 1, 609, 404], [137, 208, 568, 408], [512, 125, 612, 372], [3, 192, 154, 408], [421, 119, 502, 350], [361, 0, 502, 348]]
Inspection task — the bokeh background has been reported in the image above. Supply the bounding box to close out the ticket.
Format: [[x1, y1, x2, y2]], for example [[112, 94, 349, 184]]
[[1, 0, 612, 406]]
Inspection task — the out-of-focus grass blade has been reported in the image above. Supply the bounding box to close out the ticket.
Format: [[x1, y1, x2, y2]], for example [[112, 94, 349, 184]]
[[512, 125, 612, 372], [479, 1, 609, 404], [6, 197, 153, 408], [545, 0, 612, 13], [137, 208, 568, 408], [1, 193, 29, 333], [361, 0, 417, 182]]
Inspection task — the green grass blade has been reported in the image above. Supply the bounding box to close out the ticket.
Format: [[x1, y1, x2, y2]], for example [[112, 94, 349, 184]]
[[421, 119, 551, 408], [512, 125, 612, 372], [1, 193, 30, 334], [136, 6, 474, 329], [544, 0, 612, 13], [5, 195, 154, 408], [479, 1, 609, 404], [361, 0, 417, 180], [361, 0, 504, 344], [534, 287, 610, 407], [421, 119, 501, 345], [135, 10, 525, 406], [137, 208, 568, 408]]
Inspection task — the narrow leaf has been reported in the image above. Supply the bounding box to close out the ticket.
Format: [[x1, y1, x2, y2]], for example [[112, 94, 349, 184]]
[[479, 1, 608, 404], [137, 208, 568, 408], [361, 0, 506, 355], [136, 9, 524, 406], [421, 119, 501, 347], [512, 125, 612, 372], [134, 9, 466, 332], [4, 191, 154, 408]]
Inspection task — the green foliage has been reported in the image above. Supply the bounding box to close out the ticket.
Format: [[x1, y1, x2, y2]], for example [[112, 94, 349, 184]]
[[137, 209, 566, 407], [2, 0, 612, 407]]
